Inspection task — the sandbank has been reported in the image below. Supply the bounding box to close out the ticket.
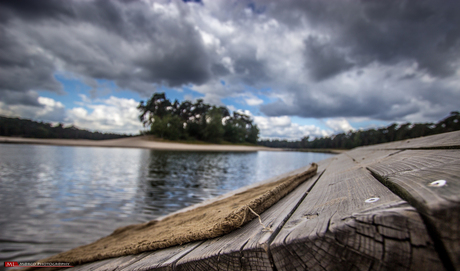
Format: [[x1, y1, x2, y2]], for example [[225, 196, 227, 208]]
[[0, 135, 278, 152]]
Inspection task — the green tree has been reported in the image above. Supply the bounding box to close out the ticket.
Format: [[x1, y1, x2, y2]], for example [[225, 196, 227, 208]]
[[150, 115, 185, 140], [223, 112, 258, 143], [137, 93, 259, 144], [138, 93, 172, 127], [203, 107, 227, 143], [224, 117, 245, 143], [246, 124, 260, 144]]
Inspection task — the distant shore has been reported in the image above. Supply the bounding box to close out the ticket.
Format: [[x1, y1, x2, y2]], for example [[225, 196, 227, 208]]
[[0, 136, 279, 152]]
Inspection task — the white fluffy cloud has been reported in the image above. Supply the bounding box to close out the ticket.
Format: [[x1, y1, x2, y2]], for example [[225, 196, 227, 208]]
[[67, 96, 143, 134], [0, 94, 144, 134], [254, 115, 330, 140], [325, 118, 354, 133], [235, 109, 330, 139], [244, 96, 264, 106], [0, 95, 66, 123]]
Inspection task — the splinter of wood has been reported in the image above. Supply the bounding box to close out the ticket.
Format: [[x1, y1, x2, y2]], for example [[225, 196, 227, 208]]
[[247, 206, 273, 232]]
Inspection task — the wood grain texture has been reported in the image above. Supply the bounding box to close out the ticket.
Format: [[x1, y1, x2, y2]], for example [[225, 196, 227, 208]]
[[120, 242, 203, 271], [368, 150, 460, 270], [240, 160, 333, 271], [65, 254, 148, 271], [344, 149, 403, 167], [359, 130, 460, 150], [64, 242, 202, 271], [174, 160, 332, 271], [394, 130, 460, 149], [270, 153, 443, 271]]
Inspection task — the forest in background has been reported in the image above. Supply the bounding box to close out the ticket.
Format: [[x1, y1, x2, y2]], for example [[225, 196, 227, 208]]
[[259, 111, 460, 149], [138, 93, 259, 144], [0, 116, 129, 140], [1, 110, 458, 149]]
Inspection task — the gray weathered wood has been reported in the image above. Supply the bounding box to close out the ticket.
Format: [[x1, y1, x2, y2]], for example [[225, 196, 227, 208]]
[[270, 153, 443, 271], [59, 132, 460, 270], [66, 241, 203, 271], [344, 149, 402, 167], [119, 242, 203, 271], [93, 254, 150, 271], [368, 149, 460, 270], [64, 254, 148, 271], [174, 160, 332, 271], [359, 130, 460, 150]]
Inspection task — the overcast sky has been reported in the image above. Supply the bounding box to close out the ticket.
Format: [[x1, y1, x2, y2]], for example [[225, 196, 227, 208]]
[[1, 0, 459, 139]]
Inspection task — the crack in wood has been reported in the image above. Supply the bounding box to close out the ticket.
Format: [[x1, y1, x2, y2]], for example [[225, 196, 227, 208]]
[[368, 168, 455, 271]]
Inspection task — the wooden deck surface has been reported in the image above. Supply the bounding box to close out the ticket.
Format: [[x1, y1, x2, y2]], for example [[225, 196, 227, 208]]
[[64, 131, 460, 271]]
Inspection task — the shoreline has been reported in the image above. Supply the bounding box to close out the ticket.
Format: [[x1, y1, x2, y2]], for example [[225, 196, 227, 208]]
[[0, 135, 279, 152]]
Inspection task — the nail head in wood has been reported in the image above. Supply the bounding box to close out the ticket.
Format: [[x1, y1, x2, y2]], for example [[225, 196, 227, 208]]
[[365, 197, 380, 203], [428, 180, 446, 187]]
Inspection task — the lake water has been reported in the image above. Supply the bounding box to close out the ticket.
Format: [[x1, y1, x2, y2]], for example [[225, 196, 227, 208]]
[[0, 143, 334, 263]]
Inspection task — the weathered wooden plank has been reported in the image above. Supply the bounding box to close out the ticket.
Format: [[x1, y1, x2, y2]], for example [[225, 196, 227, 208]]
[[271, 153, 443, 271], [368, 149, 460, 270], [240, 161, 332, 271], [42, 242, 203, 271], [63, 258, 118, 271], [65, 254, 148, 271], [118, 242, 203, 271], [73, 244, 198, 271], [367, 149, 459, 176], [344, 149, 402, 167], [174, 160, 332, 271], [58, 143, 460, 270], [90, 254, 150, 271], [395, 130, 460, 149], [359, 130, 460, 150]]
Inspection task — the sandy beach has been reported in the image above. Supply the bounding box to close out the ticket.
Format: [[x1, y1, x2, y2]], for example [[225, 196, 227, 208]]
[[0, 136, 278, 152]]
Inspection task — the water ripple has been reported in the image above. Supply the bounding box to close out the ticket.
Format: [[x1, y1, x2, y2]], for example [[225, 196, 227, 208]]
[[0, 144, 334, 263]]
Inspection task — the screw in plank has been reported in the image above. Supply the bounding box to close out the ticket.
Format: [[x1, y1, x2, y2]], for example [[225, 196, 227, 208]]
[[365, 197, 380, 203], [428, 180, 446, 187]]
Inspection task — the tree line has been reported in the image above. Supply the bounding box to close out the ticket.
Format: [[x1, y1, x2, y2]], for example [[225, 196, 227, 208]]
[[138, 93, 259, 144], [259, 111, 460, 149], [0, 116, 129, 140]]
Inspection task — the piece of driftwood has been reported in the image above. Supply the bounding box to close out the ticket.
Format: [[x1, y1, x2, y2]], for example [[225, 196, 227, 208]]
[[60, 131, 459, 270]]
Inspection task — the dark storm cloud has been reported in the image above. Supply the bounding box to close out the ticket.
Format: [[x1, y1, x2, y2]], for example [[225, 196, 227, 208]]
[[133, 29, 212, 86], [274, 0, 460, 79], [0, 0, 75, 22], [304, 36, 353, 81], [234, 57, 268, 85], [0, 25, 62, 105], [260, 90, 418, 121], [261, 0, 460, 120], [1, 90, 42, 107], [0, 0, 214, 105], [261, 69, 460, 121], [1, 0, 459, 124]]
